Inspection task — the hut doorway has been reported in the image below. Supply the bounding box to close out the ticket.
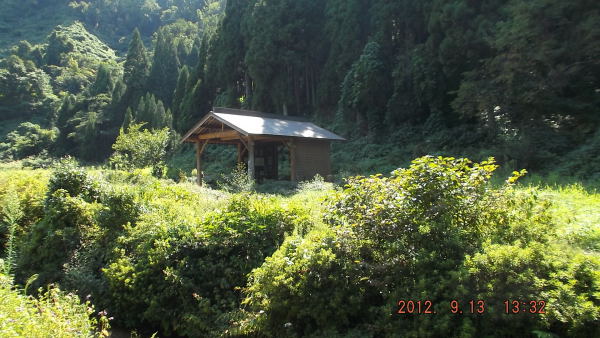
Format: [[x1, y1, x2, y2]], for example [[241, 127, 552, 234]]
[[239, 141, 291, 183]]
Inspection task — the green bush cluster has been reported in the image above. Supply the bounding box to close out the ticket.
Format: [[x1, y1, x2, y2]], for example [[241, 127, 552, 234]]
[[109, 123, 172, 175], [0, 122, 58, 160], [2, 157, 597, 337], [217, 162, 255, 193], [240, 156, 600, 337], [4, 162, 315, 336], [103, 193, 310, 336], [0, 272, 109, 337], [47, 159, 100, 200], [0, 169, 48, 260]]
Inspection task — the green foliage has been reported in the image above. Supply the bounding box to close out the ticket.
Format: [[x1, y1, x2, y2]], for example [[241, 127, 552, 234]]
[[557, 127, 600, 181], [172, 65, 190, 132], [0, 157, 597, 336], [0, 0, 599, 334], [67, 110, 106, 160], [45, 22, 116, 67], [97, 187, 141, 231], [18, 188, 100, 288], [69, 0, 214, 42], [0, 272, 110, 337], [102, 193, 308, 336], [0, 122, 58, 160], [1, 187, 23, 275], [0, 55, 59, 119], [0, 0, 598, 176], [0, 170, 49, 250], [0, 0, 74, 58], [109, 123, 171, 172], [217, 162, 255, 193], [454, 0, 600, 134], [45, 22, 118, 95], [338, 41, 389, 135], [296, 174, 331, 193], [47, 159, 99, 201], [147, 28, 180, 106], [88, 63, 115, 96], [240, 156, 600, 336], [242, 0, 325, 114], [121, 28, 150, 110], [134, 93, 172, 129]]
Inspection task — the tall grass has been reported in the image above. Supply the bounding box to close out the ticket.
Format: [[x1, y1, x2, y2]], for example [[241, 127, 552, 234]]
[[0, 272, 108, 337], [1, 187, 22, 275]]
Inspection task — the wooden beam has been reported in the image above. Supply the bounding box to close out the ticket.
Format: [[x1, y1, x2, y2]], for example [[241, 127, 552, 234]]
[[238, 135, 248, 150], [202, 140, 240, 145], [247, 136, 255, 179], [252, 135, 284, 142], [220, 135, 245, 141], [198, 130, 239, 140]]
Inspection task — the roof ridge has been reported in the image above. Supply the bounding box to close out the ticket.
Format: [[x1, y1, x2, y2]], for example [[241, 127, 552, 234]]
[[212, 107, 310, 122]]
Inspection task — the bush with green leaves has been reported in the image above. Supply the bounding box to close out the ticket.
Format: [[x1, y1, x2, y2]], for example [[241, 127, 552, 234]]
[[1, 187, 22, 276], [0, 170, 48, 265], [217, 162, 255, 193], [240, 156, 600, 337], [0, 272, 110, 337], [47, 158, 100, 201], [17, 188, 103, 289], [109, 123, 171, 173], [17, 162, 103, 289], [103, 193, 311, 336], [0, 122, 58, 160]]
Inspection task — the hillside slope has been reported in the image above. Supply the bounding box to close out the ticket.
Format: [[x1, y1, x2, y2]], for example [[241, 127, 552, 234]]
[[0, 0, 76, 57]]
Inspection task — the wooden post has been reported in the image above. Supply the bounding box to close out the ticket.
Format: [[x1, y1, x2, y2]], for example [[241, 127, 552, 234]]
[[195, 140, 208, 185], [289, 139, 297, 182], [195, 141, 202, 185], [247, 137, 255, 179]]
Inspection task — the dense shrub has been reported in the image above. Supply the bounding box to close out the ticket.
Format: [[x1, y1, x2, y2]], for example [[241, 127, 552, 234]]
[[463, 243, 600, 337], [240, 156, 600, 337], [0, 122, 58, 160], [217, 162, 255, 193], [557, 127, 600, 181], [17, 163, 103, 289], [2, 158, 597, 337], [17, 188, 102, 289], [109, 123, 171, 173], [47, 159, 100, 201], [0, 272, 109, 337], [0, 170, 48, 254], [97, 187, 141, 230], [103, 193, 311, 336]]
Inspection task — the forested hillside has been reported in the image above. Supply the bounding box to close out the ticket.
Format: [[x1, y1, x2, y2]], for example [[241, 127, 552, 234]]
[[0, 0, 598, 178]]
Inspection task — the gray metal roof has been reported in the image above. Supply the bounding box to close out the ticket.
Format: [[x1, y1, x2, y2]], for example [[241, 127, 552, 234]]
[[182, 108, 345, 141]]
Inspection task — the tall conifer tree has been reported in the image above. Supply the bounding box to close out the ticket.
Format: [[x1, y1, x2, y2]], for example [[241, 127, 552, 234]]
[[122, 28, 150, 108], [148, 29, 180, 106]]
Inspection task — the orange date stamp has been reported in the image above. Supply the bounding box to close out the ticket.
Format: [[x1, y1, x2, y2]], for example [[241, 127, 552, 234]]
[[396, 300, 546, 314]]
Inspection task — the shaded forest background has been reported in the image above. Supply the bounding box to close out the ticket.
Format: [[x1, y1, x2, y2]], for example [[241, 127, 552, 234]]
[[0, 0, 598, 179]]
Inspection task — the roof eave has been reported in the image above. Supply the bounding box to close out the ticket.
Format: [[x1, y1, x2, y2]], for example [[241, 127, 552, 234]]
[[180, 112, 251, 144]]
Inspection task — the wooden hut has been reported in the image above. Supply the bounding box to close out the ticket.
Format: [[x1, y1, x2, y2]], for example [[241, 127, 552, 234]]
[[181, 107, 345, 184]]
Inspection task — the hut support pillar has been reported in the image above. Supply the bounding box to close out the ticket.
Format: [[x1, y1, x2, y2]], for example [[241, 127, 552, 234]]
[[237, 143, 242, 164], [285, 139, 297, 182], [195, 140, 208, 185], [247, 137, 255, 179]]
